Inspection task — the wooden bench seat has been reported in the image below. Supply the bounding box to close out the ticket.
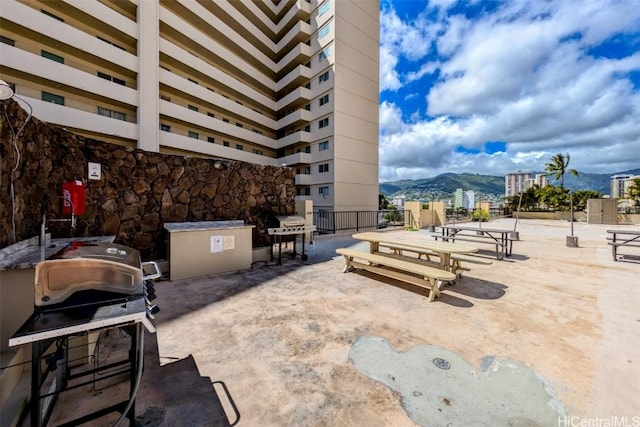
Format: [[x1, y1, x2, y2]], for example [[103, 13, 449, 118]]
[[335, 248, 456, 302], [379, 243, 492, 277]]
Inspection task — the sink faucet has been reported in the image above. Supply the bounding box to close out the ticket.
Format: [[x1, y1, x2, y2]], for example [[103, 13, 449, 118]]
[[40, 196, 76, 246]]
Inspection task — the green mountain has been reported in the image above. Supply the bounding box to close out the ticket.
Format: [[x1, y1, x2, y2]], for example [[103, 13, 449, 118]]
[[380, 173, 504, 196], [379, 169, 640, 197]]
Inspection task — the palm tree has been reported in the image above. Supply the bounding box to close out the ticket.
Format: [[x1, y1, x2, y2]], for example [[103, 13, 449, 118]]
[[544, 153, 579, 188]]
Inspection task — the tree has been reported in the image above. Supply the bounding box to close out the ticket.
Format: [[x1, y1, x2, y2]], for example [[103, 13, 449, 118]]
[[537, 185, 570, 211], [544, 153, 578, 188], [572, 190, 602, 211], [379, 194, 390, 210], [626, 177, 640, 208]]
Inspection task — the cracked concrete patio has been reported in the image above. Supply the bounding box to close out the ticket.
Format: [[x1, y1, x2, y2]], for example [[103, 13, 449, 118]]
[[50, 218, 640, 426]]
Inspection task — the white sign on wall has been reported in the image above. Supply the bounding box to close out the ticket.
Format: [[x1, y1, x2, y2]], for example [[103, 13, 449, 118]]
[[210, 235, 224, 253], [88, 162, 101, 180]]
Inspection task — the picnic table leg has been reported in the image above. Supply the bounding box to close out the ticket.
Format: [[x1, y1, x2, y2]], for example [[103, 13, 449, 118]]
[[342, 255, 353, 272]]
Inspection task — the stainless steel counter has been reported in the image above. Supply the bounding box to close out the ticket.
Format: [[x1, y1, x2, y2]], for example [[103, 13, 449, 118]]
[[0, 235, 116, 270]]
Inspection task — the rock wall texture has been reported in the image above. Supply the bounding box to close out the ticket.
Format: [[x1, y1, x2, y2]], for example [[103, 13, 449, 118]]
[[0, 100, 295, 260]]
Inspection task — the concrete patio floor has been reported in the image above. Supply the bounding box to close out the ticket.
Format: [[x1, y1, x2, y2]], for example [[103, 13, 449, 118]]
[[50, 219, 639, 426]]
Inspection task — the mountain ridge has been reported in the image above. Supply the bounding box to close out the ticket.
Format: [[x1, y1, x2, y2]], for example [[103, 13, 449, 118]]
[[379, 169, 640, 197]]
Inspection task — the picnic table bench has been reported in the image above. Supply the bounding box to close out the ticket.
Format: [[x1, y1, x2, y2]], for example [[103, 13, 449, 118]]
[[606, 229, 640, 262], [434, 225, 516, 260], [335, 248, 456, 302], [379, 242, 493, 278]]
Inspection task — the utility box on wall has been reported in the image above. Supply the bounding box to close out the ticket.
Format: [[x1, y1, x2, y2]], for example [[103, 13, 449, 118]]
[[587, 199, 618, 225]]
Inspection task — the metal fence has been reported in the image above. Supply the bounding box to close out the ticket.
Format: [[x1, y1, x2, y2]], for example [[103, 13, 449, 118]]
[[313, 210, 412, 234]]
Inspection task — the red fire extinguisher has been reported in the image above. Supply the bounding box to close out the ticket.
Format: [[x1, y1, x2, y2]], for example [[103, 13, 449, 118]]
[[61, 180, 86, 216]]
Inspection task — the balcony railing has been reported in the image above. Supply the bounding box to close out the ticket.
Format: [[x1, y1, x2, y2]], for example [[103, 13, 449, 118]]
[[313, 210, 412, 234]]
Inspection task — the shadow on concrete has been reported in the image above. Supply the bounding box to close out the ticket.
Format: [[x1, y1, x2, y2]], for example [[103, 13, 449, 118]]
[[137, 332, 240, 427], [446, 277, 508, 300], [354, 270, 475, 307]]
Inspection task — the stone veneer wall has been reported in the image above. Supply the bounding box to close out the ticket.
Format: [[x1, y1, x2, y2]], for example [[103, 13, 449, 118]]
[[0, 100, 295, 260]]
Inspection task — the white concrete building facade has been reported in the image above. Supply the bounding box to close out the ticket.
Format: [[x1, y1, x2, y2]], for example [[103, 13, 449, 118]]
[[0, 0, 379, 211]]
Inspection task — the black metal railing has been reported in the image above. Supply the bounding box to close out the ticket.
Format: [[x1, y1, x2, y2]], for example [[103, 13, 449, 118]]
[[313, 210, 412, 234]]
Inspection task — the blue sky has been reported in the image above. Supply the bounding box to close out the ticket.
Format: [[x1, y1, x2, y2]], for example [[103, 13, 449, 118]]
[[378, 0, 640, 182]]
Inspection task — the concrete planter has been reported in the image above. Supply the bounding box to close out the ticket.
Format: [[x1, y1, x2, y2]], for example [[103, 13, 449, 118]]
[[566, 236, 579, 247]]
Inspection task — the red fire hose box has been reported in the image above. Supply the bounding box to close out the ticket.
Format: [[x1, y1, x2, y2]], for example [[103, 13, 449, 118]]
[[61, 180, 86, 216]]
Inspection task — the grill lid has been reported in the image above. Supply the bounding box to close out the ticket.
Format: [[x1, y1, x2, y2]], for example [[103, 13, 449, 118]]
[[35, 242, 143, 306], [276, 215, 306, 227]]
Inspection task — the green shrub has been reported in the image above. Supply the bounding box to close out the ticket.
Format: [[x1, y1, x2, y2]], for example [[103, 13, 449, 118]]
[[472, 209, 489, 222]]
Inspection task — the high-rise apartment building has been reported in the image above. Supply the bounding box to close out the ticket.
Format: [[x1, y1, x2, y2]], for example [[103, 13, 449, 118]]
[[505, 170, 532, 198], [610, 174, 639, 199], [0, 0, 379, 211]]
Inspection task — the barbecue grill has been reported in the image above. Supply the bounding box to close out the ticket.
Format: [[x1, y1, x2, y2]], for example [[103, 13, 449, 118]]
[[35, 242, 144, 306], [267, 215, 316, 263]]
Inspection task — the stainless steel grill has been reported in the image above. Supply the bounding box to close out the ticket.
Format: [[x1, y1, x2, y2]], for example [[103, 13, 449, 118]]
[[267, 216, 316, 263], [35, 242, 144, 306]]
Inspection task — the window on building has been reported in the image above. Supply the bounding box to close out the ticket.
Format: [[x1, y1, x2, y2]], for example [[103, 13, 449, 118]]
[[319, 47, 330, 61], [223, 118, 229, 123], [236, 122, 243, 128], [236, 144, 243, 151], [319, 117, 329, 129], [223, 141, 230, 147], [253, 129, 263, 135], [97, 71, 126, 86], [305, 104, 311, 111], [305, 145, 311, 153], [304, 124, 311, 132], [41, 9, 64, 21], [305, 82, 311, 89], [304, 188, 311, 196], [252, 149, 263, 155], [319, 164, 329, 173], [160, 124, 171, 131], [207, 112, 215, 117], [318, 24, 330, 39], [208, 136, 215, 143], [319, 186, 329, 196], [304, 166, 311, 174], [42, 92, 64, 105], [318, 0, 330, 15], [188, 105, 198, 112], [41, 50, 64, 63], [319, 71, 330, 83], [0, 36, 15, 46], [97, 35, 125, 50], [160, 95, 171, 101], [319, 140, 329, 151], [97, 106, 126, 121], [319, 94, 329, 106], [188, 131, 199, 139]]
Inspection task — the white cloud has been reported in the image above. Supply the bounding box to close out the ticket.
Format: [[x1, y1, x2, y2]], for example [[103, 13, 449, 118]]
[[379, 0, 640, 182]]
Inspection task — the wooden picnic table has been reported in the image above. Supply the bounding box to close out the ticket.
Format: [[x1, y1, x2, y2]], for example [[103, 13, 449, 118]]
[[606, 229, 640, 262], [437, 224, 516, 259], [351, 231, 478, 272]]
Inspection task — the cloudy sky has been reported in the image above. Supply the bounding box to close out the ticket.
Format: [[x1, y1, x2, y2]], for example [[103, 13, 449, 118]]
[[378, 0, 640, 182]]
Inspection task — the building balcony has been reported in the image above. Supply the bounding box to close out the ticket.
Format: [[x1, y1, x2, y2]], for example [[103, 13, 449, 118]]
[[276, 64, 313, 94], [276, 108, 312, 129], [295, 174, 313, 186], [279, 151, 313, 166], [276, 131, 313, 149], [276, 87, 312, 112]]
